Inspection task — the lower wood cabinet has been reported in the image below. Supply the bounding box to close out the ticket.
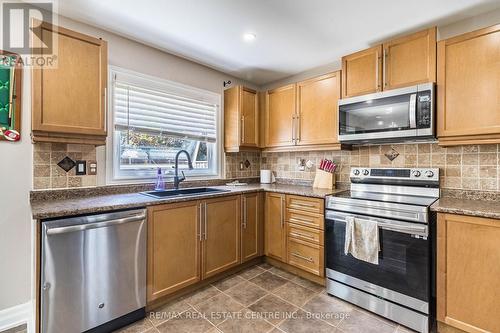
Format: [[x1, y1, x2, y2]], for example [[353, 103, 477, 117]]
[[437, 213, 500, 333], [147, 201, 201, 301], [287, 237, 324, 277], [147, 195, 242, 303], [265, 192, 287, 261], [202, 196, 240, 279], [241, 192, 263, 263]]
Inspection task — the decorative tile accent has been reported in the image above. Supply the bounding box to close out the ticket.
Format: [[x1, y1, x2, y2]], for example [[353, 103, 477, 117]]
[[57, 156, 76, 172], [33, 143, 97, 189]]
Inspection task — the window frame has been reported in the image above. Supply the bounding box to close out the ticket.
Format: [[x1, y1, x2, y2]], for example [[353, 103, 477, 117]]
[[106, 66, 223, 184]]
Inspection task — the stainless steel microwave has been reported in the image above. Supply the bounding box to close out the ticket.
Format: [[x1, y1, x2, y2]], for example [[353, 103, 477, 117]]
[[338, 83, 435, 144]]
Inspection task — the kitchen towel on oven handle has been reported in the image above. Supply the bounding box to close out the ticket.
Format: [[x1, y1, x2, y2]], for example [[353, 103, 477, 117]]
[[344, 216, 380, 265]]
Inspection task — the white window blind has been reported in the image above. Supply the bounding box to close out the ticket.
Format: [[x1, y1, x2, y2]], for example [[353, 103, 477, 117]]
[[113, 74, 219, 143]]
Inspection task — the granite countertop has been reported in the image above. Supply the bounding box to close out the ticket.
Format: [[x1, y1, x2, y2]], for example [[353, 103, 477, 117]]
[[431, 197, 500, 220], [31, 184, 345, 220]]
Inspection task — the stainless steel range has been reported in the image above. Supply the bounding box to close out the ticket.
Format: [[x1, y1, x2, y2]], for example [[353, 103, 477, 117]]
[[325, 167, 439, 333]]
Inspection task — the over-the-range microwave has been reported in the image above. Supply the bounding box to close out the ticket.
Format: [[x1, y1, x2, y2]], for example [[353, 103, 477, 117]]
[[338, 83, 435, 144]]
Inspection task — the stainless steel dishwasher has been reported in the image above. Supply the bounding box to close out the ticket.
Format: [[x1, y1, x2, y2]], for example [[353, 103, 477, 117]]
[[41, 209, 147, 333]]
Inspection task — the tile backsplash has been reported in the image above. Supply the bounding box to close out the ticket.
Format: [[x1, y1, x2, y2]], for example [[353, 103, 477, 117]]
[[32, 142, 500, 192], [262, 143, 500, 191], [33, 143, 97, 189]]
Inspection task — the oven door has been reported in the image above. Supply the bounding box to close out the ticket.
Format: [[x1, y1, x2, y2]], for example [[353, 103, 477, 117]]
[[325, 210, 430, 311]]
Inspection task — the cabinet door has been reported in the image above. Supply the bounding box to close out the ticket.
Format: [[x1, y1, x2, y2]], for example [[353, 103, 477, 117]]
[[147, 202, 201, 302], [266, 84, 296, 147], [241, 193, 262, 262], [296, 72, 341, 146], [241, 87, 259, 147], [265, 192, 286, 261], [437, 213, 500, 333], [32, 21, 107, 137], [342, 45, 382, 98], [383, 27, 436, 90], [437, 25, 500, 143], [202, 196, 240, 279]]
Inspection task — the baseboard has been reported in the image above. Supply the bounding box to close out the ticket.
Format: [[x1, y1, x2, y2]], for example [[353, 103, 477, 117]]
[[0, 301, 33, 333]]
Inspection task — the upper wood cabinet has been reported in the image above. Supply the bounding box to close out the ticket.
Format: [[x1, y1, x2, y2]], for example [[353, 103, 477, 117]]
[[32, 21, 108, 145], [265, 84, 296, 148], [296, 72, 341, 146], [383, 27, 436, 90], [342, 45, 383, 98], [241, 192, 263, 263], [437, 24, 500, 146], [202, 195, 241, 279], [342, 27, 436, 98], [147, 201, 201, 302], [437, 213, 500, 333], [265, 192, 287, 261], [224, 86, 260, 152]]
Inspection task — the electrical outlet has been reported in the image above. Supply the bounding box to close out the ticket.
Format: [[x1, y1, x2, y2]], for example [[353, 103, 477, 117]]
[[75, 160, 86, 175], [88, 161, 97, 175]]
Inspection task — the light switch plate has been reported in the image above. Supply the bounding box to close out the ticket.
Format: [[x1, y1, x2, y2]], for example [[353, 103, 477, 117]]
[[75, 160, 86, 175], [88, 160, 97, 175]]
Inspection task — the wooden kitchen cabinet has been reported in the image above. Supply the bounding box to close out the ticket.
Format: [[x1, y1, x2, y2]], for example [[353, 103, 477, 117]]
[[265, 84, 296, 148], [32, 21, 107, 145], [147, 201, 201, 301], [241, 192, 263, 263], [202, 195, 241, 279], [437, 24, 500, 146], [383, 27, 436, 90], [285, 195, 325, 277], [296, 72, 341, 147], [342, 45, 382, 98], [265, 192, 287, 261], [224, 86, 260, 152], [437, 213, 500, 333], [342, 27, 436, 98]]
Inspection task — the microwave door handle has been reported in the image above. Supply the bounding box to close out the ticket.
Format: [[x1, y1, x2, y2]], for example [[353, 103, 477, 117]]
[[409, 93, 417, 129]]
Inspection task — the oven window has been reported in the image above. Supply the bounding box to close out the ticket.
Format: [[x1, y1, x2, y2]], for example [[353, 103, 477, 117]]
[[325, 219, 429, 302], [339, 93, 414, 135]]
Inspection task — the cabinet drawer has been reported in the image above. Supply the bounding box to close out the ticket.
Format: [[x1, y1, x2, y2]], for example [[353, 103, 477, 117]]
[[287, 223, 323, 245], [287, 237, 324, 277], [286, 209, 324, 230], [286, 195, 324, 214]]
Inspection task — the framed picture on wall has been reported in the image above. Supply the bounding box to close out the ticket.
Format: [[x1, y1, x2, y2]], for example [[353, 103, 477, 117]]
[[0, 51, 22, 142]]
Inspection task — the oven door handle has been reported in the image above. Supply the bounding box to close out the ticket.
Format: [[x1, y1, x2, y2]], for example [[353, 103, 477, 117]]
[[326, 211, 428, 237]]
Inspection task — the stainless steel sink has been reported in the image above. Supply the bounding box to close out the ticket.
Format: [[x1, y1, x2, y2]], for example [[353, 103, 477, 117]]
[[140, 187, 229, 199]]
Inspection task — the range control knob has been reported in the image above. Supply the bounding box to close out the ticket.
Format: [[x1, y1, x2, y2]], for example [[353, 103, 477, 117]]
[[412, 170, 421, 177], [425, 170, 435, 178], [363, 169, 369, 176], [353, 169, 360, 176]]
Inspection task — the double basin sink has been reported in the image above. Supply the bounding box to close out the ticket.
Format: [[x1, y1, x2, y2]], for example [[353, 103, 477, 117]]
[[141, 187, 229, 199]]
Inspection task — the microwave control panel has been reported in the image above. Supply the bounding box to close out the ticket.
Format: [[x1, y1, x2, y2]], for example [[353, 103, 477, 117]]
[[417, 90, 432, 129]]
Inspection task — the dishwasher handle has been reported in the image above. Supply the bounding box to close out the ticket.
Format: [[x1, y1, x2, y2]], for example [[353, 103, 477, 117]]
[[46, 213, 146, 236]]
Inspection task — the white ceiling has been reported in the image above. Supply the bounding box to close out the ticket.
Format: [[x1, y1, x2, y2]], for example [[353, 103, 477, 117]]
[[56, 0, 500, 85]]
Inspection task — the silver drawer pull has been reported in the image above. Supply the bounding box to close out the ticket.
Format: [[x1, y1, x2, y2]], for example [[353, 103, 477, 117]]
[[289, 232, 315, 240], [292, 202, 316, 208], [289, 217, 315, 225], [291, 252, 314, 263]]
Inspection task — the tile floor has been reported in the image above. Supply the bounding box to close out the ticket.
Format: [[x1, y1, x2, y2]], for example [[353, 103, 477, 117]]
[[115, 263, 416, 333]]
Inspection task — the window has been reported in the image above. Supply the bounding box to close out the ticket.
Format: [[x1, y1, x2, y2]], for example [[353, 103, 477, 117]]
[[108, 67, 221, 182]]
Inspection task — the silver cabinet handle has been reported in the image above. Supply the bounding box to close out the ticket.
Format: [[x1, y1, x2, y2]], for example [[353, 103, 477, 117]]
[[291, 116, 296, 143], [289, 217, 316, 226], [291, 202, 315, 208], [244, 197, 247, 229], [199, 203, 203, 241], [296, 114, 300, 143], [291, 252, 314, 263], [204, 202, 208, 240], [383, 48, 387, 88], [280, 197, 285, 228], [289, 232, 315, 240], [240, 115, 245, 144], [46, 214, 146, 235]]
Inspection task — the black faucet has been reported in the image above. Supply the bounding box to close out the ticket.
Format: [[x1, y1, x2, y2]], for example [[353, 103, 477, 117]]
[[174, 150, 194, 189]]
